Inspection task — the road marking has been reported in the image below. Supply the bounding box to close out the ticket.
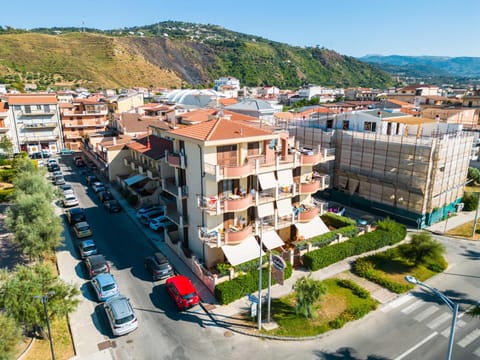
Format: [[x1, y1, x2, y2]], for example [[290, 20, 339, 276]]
[[440, 319, 466, 337], [414, 305, 439, 322], [381, 294, 413, 313], [427, 312, 452, 329], [458, 328, 480, 348], [473, 346, 480, 357], [401, 300, 424, 314], [393, 332, 438, 360]]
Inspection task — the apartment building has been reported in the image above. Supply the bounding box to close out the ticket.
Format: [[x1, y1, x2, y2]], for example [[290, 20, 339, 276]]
[[6, 94, 63, 154], [60, 99, 109, 150], [0, 101, 13, 152], [162, 116, 329, 268]]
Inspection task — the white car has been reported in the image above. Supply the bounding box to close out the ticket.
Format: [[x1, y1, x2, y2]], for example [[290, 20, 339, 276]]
[[135, 205, 163, 219], [149, 216, 174, 231], [59, 184, 74, 196], [63, 193, 79, 207], [92, 182, 106, 193]]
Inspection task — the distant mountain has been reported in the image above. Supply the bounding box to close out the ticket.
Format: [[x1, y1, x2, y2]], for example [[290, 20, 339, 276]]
[[359, 55, 480, 79], [0, 21, 394, 90]]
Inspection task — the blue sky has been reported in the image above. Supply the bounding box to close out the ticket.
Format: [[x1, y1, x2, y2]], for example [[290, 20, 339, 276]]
[[3, 0, 479, 57]]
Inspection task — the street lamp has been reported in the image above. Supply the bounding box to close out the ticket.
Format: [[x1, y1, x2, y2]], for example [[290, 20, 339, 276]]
[[405, 276, 458, 360], [257, 220, 263, 331], [33, 291, 56, 360]]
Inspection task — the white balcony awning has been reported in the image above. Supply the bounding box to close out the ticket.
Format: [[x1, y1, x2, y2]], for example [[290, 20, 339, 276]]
[[295, 216, 330, 240], [222, 236, 265, 266], [257, 202, 274, 218], [124, 173, 147, 186], [277, 199, 293, 218], [261, 230, 285, 250], [258, 172, 277, 190], [277, 169, 294, 186]]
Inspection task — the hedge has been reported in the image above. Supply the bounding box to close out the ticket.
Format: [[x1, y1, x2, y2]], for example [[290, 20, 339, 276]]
[[321, 212, 356, 228], [302, 219, 406, 271], [214, 263, 293, 305], [295, 225, 358, 249]]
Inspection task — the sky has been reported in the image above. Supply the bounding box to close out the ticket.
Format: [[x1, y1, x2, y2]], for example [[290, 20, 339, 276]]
[[3, 0, 480, 58]]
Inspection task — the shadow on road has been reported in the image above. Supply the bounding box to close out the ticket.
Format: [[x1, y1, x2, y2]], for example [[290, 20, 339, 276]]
[[313, 347, 390, 359], [411, 288, 478, 309]]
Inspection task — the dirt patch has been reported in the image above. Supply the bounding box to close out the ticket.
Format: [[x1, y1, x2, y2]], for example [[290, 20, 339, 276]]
[[316, 293, 346, 320]]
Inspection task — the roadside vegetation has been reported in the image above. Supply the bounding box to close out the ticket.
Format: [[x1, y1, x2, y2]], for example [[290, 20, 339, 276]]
[[0, 153, 78, 360]]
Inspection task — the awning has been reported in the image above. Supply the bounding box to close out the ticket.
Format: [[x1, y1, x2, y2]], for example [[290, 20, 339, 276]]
[[222, 236, 265, 266], [124, 173, 147, 186], [295, 216, 330, 240], [258, 172, 277, 190], [261, 230, 285, 250], [257, 202, 274, 218], [277, 198, 293, 218], [277, 170, 294, 187]]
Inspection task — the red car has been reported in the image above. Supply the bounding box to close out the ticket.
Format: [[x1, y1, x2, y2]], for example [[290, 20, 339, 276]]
[[165, 275, 200, 310]]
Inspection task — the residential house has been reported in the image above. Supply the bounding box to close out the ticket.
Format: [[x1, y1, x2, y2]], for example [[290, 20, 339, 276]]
[[214, 76, 240, 91], [6, 94, 64, 154], [60, 99, 109, 151]]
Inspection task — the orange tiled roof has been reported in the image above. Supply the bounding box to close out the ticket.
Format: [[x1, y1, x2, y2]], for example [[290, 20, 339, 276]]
[[127, 135, 173, 159], [118, 113, 163, 133], [387, 99, 414, 107], [179, 109, 257, 123], [168, 117, 273, 141], [7, 94, 57, 105], [219, 98, 238, 106]]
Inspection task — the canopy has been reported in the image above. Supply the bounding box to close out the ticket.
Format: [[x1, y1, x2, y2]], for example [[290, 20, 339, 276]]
[[222, 236, 264, 266], [258, 172, 277, 190], [277, 170, 294, 187], [277, 198, 293, 218], [124, 174, 147, 186], [295, 216, 330, 240], [261, 230, 285, 250], [257, 202, 274, 218]]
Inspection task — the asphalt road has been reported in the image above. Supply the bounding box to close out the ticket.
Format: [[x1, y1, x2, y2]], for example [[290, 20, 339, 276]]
[[57, 155, 480, 360]]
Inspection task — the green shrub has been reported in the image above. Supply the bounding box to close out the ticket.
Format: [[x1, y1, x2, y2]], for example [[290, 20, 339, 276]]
[[321, 212, 356, 228], [336, 279, 370, 299], [0, 169, 15, 183], [328, 317, 346, 329], [302, 220, 406, 271], [216, 262, 231, 276], [0, 188, 14, 202]]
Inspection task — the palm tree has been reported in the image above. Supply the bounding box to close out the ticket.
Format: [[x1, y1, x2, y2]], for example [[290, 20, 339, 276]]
[[399, 232, 445, 266], [293, 275, 326, 319]]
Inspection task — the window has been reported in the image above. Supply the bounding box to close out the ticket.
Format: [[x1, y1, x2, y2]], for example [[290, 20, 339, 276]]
[[24, 105, 31, 114], [327, 119, 333, 129], [247, 142, 260, 156], [217, 145, 237, 166], [342, 120, 349, 130], [44, 105, 50, 113], [364, 122, 376, 132]]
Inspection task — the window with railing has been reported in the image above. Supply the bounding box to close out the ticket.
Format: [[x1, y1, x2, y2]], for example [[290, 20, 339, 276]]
[[217, 144, 237, 166]]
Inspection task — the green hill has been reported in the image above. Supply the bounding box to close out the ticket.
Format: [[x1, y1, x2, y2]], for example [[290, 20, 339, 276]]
[[0, 21, 394, 90]]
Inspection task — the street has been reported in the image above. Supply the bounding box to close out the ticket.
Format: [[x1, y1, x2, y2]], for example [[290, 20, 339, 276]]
[[55, 155, 480, 360]]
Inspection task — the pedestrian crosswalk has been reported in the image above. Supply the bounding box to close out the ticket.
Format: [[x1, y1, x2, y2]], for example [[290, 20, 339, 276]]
[[385, 294, 480, 357]]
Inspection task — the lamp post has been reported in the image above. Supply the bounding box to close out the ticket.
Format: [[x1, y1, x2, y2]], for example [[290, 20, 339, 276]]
[[33, 291, 56, 360], [257, 220, 263, 331], [405, 276, 458, 360]]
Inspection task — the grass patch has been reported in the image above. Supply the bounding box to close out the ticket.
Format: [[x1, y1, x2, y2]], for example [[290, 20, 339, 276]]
[[266, 278, 377, 337], [21, 317, 74, 360], [446, 220, 480, 240]]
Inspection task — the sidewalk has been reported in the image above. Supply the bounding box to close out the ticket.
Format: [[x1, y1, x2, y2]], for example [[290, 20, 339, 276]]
[[425, 210, 477, 235]]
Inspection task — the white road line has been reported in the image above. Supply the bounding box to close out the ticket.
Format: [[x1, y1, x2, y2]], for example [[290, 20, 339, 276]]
[[393, 332, 438, 360], [381, 294, 413, 313], [427, 312, 452, 329], [440, 319, 466, 337], [473, 346, 480, 357], [414, 305, 439, 322], [458, 328, 480, 348], [401, 300, 424, 314]]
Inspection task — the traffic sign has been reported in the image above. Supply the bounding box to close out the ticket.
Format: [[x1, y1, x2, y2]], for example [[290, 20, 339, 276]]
[[272, 254, 286, 271], [248, 294, 259, 304]]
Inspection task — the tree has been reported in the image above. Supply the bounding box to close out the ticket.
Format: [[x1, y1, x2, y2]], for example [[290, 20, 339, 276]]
[[5, 193, 64, 260], [12, 171, 56, 201], [0, 136, 13, 158], [0, 313, 21, 360], [399, 232, 445, 266], [468, 167, 480, 184], [0, 263, 79, 337], [292, 275, 327, 319], [463, 192, 479, 211]]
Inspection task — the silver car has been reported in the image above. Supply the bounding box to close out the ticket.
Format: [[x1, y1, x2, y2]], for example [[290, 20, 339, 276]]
[[104, 296, 138, 336]]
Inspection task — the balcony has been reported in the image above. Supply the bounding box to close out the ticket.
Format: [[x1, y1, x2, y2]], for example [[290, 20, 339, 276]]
[[23, 122, 58, 129], [224, 194, 253, 212], [297, 180, 321, 194], [297, 206, 319, 222], [0, 121, 9, 133], [162, 177, 188, 198], [21, 109, 55, 116], [62, 109, 108, 116], [166, 210, 188, 228], [0, 111, 8, 119], [197, 195, 221, 215], [224, 224, 252, 245], [165, 151, 186, 169], [224, 162, 253, 178], [63, 119, 108, 128], [147, 169, 160, 180]]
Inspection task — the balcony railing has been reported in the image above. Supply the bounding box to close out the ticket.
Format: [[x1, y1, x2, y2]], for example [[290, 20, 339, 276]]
[[297, 206, 319, 222], [62, 109, 108, 116], [162, 178, 188, 198], [23, 122, 58, 129], [21, 110, 55, 116], [297, 179, 321, 194], [224, 194, 253, 212], [224, 224, 252, 245], [165, 151, 186, 169], [63, 119, 108, 128]]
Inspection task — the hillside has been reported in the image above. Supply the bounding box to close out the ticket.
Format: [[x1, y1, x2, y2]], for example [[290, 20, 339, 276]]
[[359, 54, 480, 80], [0, 22, 394, 90]]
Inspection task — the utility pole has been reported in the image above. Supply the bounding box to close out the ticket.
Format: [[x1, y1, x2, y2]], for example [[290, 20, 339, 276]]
[[33, 292, 56, 360], [472, 193, 480, 238]]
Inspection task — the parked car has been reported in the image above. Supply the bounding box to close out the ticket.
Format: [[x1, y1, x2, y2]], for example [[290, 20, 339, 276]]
[[165, 275, 200, 310], [65, 207, 86, 225], [104, 199, 122, 213], [62, 193, 79, 207], [73, 221, 92, 238], [91, 273, 119, 302], [47, 162, 60, 172], [59, 184, 74, 196], [86, 175, 99, 186], [144, 252, 174, 280], [49, 170, 62, 180], [74, 158, 86, 167], [139, 209, 166, 225], [84, 254, 110, 278], [104, 295, 138, 336], [77, 239, 97, 258], [91, 182, 106, 193], [135, 205, 163, 219], [149, 216, 174, 231], [54, 174, 66, 186], [60, 148, 75, 155], [98, 190, 113, 203]]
